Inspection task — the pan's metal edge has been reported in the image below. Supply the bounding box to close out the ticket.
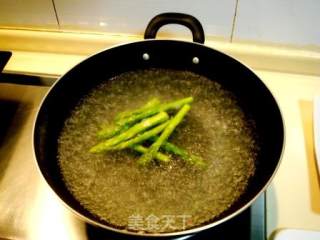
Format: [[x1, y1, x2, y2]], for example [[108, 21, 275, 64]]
[[31, 38, 286, 238]]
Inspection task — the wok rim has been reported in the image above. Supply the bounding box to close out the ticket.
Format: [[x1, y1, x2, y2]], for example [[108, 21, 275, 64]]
[[32, 38, 286, 237]]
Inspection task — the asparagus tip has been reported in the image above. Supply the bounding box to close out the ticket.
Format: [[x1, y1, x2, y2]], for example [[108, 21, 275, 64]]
[[89, 143, 105, 153], [89, 147, 98, 153], [188, 155, 207, 169]]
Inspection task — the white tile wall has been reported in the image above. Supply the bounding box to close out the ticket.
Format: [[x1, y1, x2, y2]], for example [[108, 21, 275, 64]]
[[53, 0, 236, 40], [0, 0, 319, 48], [234, 0, 320, 47], [0, 0, 58, 29]]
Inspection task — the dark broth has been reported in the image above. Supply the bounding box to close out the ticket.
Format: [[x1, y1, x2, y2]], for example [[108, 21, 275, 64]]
[[58, 69, 258, 233]]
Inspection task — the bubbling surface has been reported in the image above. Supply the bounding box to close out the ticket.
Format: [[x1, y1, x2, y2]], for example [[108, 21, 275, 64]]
[[58, 69, 258, 233]]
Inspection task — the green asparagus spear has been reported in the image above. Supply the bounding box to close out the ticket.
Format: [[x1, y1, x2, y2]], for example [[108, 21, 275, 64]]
[[116, 97, 193, 127], [90, 112, 169, 153], [110, 121, 169, 151], [149, 136, 206, 168], [115, 98, 160, 122], [131, 145, 170, 163], [97, 98, 160, 140], [97, 97, 191, 140], [138, 104, 191, 166], [96, 124, 130, 140]]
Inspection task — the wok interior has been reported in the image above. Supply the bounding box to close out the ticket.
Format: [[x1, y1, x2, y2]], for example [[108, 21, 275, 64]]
[[34, 40, 284, 234]]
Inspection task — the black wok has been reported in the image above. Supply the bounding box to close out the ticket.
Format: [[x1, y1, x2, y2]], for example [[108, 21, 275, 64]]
[[33, 13, 284, 237]]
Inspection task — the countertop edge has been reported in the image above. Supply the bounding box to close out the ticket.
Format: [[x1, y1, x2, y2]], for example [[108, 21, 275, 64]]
[[0, 28, 319, 77]]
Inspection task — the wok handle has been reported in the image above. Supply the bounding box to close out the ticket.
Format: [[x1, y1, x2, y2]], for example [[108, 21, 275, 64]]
[[144, 13, 205, 44], [0, 51, 12, 73]]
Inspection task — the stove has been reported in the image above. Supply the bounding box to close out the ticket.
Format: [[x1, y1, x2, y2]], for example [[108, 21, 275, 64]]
[[0, 73, 266, 240]]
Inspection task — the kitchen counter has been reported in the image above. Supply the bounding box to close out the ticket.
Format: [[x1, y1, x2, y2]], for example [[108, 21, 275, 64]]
[[258, 71, 320, 237], [1, 29, 320, 239]]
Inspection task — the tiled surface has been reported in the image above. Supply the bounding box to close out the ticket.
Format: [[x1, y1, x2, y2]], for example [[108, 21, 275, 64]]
[[234, 0, 320, 47], [53, 0, 236, 40], [0, 0, 319, 47], [0, 0, 58, 29]]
